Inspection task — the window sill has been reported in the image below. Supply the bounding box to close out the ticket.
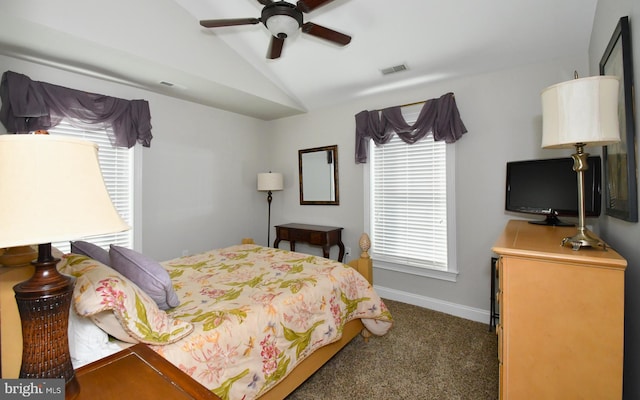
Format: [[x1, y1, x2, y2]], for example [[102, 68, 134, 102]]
[[373, 258, 458, 282]]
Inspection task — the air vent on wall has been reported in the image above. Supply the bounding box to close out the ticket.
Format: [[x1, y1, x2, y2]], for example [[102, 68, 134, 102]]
[[381, 63, 408, 75]]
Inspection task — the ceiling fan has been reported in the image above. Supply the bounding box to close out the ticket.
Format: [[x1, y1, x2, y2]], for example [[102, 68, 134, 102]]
[[199, 0, 351, 59]]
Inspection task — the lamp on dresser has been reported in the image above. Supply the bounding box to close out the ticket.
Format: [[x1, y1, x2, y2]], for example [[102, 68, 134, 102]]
[[0, 134, 129, 399], [257, 172, 283, 246], [541, 74, 621, 250]]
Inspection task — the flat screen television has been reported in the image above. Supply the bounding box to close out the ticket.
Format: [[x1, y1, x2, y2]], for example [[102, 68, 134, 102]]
[[505, 156, 601, 225]]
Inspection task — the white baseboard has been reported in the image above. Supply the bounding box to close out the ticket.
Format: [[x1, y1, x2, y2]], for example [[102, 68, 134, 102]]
[[374, 285, 490, 324]]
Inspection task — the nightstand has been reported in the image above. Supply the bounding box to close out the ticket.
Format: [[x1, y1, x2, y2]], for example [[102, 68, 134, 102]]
[[74, 343, 221, 399]]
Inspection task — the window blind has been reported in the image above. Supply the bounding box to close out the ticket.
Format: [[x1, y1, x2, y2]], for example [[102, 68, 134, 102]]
[[370, 107, 448, 270], [49, 120, 133, 252]]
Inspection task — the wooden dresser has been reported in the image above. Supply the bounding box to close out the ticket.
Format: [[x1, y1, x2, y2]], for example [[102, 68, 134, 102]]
[[492, 220, 626, 399]]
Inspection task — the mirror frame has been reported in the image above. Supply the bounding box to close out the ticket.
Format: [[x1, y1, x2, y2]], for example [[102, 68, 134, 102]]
[[298, 145, 339, 205]]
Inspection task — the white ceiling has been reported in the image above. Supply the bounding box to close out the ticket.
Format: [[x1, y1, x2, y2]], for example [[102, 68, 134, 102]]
[[0, 0, 598, 120]]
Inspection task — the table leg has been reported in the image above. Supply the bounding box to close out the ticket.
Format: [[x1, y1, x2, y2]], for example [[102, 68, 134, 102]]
[[322, 246, 330, 259], [337, 241, 345, 262], [290, 241, 296, 252]]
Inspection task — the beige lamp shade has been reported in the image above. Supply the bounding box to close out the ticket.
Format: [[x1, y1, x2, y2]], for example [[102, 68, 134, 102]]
[[0, 134, 130, 248], [541, 76, 621, 149], [257, 172, 284, 191]]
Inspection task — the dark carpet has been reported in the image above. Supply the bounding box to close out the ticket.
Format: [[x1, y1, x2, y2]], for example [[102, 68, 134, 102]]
[[286, 299, 499, 400]]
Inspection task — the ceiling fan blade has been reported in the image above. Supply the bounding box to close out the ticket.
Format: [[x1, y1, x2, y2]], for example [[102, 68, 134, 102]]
[[267, 36, 285, 59], [296, 0, 335, 13], [200, 18, 260, 28], [257, 0, 274, 5], [301, 22, 351, 45]]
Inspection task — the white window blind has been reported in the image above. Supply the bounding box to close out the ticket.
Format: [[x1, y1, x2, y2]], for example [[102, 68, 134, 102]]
[[49, 120, 133, 253], [370, 107, 448, 271]]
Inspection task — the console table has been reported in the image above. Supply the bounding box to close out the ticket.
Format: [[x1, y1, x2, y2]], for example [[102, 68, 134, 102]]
[[274, 223, 345, 262]]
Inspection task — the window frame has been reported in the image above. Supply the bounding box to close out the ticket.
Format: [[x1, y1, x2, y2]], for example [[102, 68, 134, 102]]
[[364, 110, 458, 282], [47, 120, 141, 253]]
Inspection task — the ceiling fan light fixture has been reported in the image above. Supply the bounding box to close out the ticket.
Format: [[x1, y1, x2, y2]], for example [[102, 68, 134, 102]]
[[266, 14, 300, 38], [201, 0, 349, 59]]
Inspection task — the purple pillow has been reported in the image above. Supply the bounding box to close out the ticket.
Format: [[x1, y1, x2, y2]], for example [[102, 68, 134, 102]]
[[71, 241, 111, 266], [109, 245, 180, 310]]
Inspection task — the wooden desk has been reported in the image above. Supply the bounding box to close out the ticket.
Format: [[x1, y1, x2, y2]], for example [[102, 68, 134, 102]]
[[74, 344, 220, 399], [274, 223, 345, 262]]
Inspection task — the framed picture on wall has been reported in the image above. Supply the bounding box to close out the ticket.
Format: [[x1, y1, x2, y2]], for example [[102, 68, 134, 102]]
[[599, 16, 638, 222]]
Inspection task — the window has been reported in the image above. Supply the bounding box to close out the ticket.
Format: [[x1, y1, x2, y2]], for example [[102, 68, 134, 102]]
[[49, 119, 134, 253], [365, 105, 457, 281]]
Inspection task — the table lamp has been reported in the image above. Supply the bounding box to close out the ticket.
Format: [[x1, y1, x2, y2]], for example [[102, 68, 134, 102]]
[[257, 172, 283, 246], [0, 134, 130, 399], [541, 75, 621, 250]]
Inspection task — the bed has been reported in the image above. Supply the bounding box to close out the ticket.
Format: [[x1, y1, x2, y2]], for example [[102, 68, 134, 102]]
[[51, 234, 393, 400]]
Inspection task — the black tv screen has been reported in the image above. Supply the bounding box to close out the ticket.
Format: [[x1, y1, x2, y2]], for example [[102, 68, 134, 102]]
[[505, 156, 601, 225]]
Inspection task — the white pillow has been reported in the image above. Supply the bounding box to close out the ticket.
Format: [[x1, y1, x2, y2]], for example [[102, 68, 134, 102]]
[[67, 308, 122, 368]]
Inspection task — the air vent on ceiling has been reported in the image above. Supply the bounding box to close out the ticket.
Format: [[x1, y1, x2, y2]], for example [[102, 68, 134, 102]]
[[159, 81, 187, 90], [381, 63, 408, 75]]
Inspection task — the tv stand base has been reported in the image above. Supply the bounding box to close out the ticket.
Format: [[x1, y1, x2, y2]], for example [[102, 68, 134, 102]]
[[528, 214, 574, 226]]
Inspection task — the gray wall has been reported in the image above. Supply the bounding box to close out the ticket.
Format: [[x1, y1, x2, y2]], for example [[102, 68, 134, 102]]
[[589, 1, 640, 398], [0, 51, 590, 322], [4, 8, 636, 391], [0, 54, 272, 262], [265, 56, 588, 321]]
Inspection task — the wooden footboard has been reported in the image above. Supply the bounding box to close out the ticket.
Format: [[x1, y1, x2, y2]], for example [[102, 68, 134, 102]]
[[346, 233, 373, 284]]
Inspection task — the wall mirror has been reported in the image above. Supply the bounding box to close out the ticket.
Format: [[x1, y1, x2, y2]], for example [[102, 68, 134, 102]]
[[298, 145, 339, 205]]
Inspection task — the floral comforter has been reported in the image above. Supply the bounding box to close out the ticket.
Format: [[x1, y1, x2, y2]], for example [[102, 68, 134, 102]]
[[150, 244, 393, 400]]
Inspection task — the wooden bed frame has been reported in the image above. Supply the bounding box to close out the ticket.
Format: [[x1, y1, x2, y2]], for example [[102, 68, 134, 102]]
[[1, 234, 375, 399]]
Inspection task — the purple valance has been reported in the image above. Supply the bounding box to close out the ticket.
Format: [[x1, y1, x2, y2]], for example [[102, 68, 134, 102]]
[[355, 92, 467, 163], [0, 71, 152, 148]]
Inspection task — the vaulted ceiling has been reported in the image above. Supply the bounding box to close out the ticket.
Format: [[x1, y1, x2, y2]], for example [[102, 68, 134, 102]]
[[0, 0, 598, 120]]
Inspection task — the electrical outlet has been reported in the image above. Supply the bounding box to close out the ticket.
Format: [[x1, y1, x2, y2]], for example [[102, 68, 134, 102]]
[[345, 247, 351, 257], [182, 249, 190, 256]]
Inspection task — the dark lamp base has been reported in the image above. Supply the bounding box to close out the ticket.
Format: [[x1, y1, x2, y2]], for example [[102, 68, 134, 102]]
[[13, 243, 80, 400]]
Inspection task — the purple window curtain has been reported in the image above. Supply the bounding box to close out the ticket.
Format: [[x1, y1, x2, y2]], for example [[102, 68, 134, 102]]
[[0, 71, 152, 148], [354, 92, 467, 163]]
